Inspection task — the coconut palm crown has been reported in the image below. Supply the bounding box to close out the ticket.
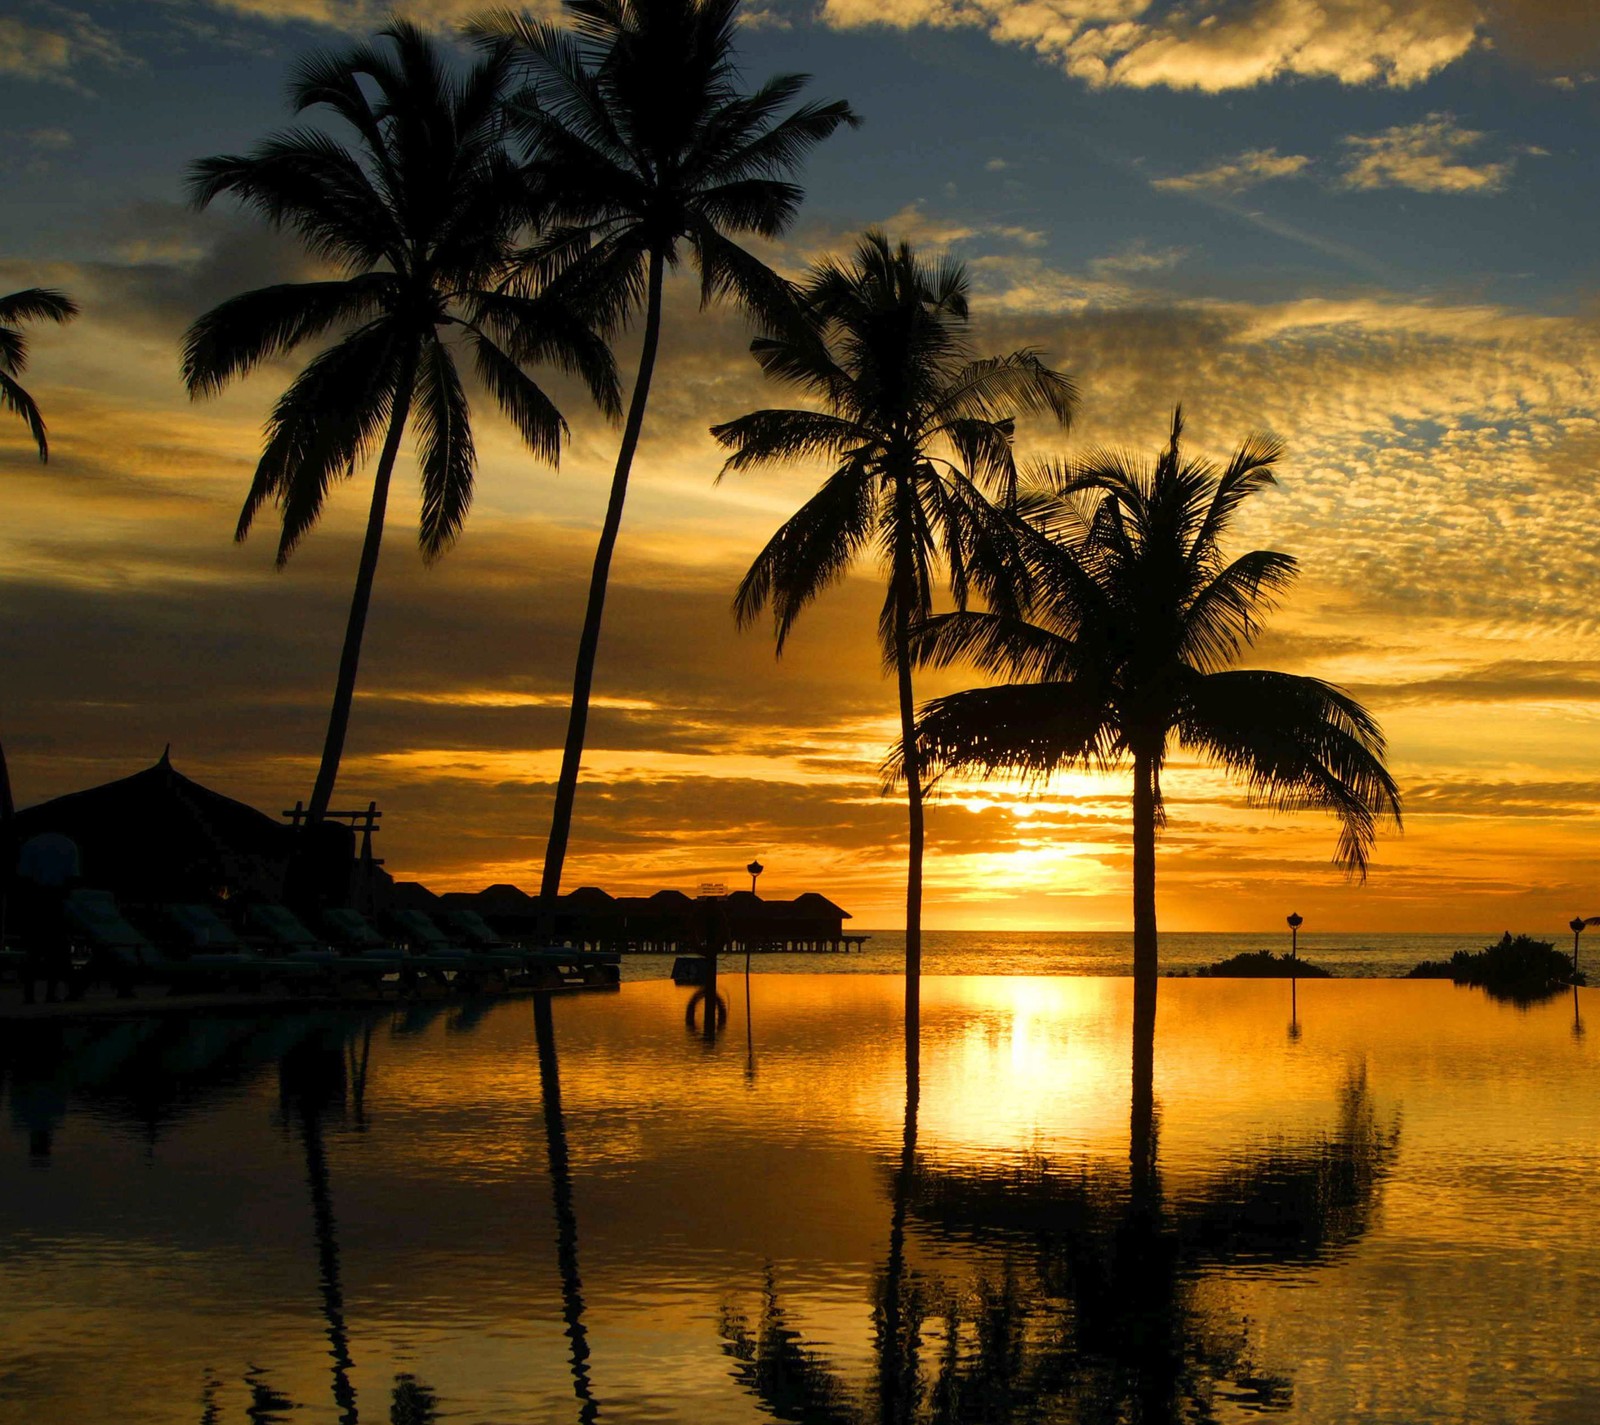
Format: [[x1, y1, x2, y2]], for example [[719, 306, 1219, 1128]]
[[1, 287, 79, 462], [908, 408, 1401, 1000], [183, 21, 619, 822], [716, 231, 1077, 1038], [470, 0, 859, 903]]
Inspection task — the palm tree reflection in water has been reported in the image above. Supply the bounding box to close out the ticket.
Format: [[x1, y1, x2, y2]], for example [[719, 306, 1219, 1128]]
[[722, 1003, 1397, 1423], [535, 992, 602, 1424], [278, 1030, 360, 1425]]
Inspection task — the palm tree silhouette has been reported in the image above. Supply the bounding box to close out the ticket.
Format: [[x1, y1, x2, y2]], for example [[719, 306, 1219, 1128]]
[[1, 286, 78, 463], [470, 0, 858, 905], [1, 284, 78, 817], [909, 408, 1399, 1017], [184, 22, 619, 823], [716, 232, 1076, 1041]]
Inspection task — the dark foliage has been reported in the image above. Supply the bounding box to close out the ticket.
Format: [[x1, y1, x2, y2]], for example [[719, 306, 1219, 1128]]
[[1197, 949, 1332, 979], [1407, 932, 1583, 1004]]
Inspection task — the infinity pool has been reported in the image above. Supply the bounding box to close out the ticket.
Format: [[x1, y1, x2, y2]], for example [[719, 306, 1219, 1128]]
[[2, 976, 1596, 1423]]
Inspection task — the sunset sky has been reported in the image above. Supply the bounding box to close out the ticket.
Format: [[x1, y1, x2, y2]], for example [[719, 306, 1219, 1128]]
[[3, 0, 1600, 932]]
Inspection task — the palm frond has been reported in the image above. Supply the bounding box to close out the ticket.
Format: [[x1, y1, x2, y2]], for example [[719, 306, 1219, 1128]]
[[0, 370, 50, 461], [1179, 549, 1299, 672], [413, 337, 476, 560], [0, 288, 79, 330], [711, 407, 868, 475], [907, 611, 1074, 682], [238, 322, 403, 562], [467, 324, 569, 466], [1177, 670, 1402, 878], [734, 459, 875, 652], [898, 681, 1120, 788], [182, 276, 391, 397]]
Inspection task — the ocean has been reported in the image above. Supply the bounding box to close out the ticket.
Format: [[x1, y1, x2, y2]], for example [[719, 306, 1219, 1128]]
[[619, 927, 1535, 980]]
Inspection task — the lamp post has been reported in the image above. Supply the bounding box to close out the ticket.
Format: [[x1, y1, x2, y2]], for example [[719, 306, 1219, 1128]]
[[1568, 916, 1599, 977], [747, 859, 764, 896], [1286, 911, 1304, 1042]]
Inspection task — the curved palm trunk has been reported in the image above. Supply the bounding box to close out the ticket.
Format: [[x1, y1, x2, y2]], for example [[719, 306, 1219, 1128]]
[[307, 346, 420, 824], [541, 249, 667, 904], [1131, 748, 1159, 1032], [895, 614, 925, 1051], [534, 992, 600, 1424]]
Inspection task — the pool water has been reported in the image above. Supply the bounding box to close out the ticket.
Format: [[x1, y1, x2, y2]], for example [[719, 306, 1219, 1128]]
[[2, 975, 1596, 1423]]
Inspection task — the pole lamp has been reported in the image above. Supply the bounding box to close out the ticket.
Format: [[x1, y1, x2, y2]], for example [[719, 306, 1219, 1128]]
[[747, 859, 764, 896], [1287, 912, 1303, 964], [1569, 916, 1600, 977]]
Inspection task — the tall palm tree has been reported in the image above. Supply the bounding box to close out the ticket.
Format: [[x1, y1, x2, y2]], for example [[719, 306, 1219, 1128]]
[[910, 408, 1401, 1018], [469, 0, 858, 903], [715, 232, 1076, 1040], [1, 286, 78, 463], [184, 22, 619, 823]]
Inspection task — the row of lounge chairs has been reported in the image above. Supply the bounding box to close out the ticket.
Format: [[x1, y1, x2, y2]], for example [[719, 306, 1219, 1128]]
[[6, 891, 620, 998]]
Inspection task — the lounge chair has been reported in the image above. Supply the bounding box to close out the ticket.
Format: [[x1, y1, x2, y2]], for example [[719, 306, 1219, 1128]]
[[68, 890, 260, 992], [436, 907, 516, 951], [248, 902, 402, 992], [385, 909, 525, 982], [162, 903, 330, 989], [319, 906, 459, 987]]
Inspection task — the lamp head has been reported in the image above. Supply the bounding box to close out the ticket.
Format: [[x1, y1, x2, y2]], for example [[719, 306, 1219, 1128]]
[[1287, 912, 1303, 930], [747, 859, 764, 879]]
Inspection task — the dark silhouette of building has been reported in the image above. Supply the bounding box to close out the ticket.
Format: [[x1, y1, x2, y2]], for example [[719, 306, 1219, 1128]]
[[443, 883, 860, 953]]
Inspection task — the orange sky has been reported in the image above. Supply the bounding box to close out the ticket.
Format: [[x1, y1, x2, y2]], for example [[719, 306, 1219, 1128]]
[[4, 3, 1600, 933]]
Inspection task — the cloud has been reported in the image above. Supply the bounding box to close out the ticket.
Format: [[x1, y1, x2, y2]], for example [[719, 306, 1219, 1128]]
[[875, 201, 1046, 251], [1339, 113, 1522, 193], [818, 0, 1484, 91], [0, 125, 76, 174], [198, 0, 561, 33], [0, 7, 136, 88], [1153, 147, 1313, 194], [1085, 240, 1187, 278]]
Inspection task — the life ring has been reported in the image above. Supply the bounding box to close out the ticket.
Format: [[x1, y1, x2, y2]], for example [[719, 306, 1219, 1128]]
[[684, 988, 728, 1034]]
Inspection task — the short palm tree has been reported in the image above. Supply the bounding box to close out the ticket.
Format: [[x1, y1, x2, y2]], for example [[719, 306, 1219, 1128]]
[[470, 0, 858, 902], [910, 409, 1401, 1007], [1, 286, 78, 462], [184, 22, 618, 823], [716, 232, 1077, 1037]]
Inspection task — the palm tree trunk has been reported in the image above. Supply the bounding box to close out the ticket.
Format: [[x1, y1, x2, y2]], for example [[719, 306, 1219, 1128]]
[[0, 727, 13, 821], [1131, 747, 1159, 1028], [895, 614, 925, 1051], [534, 993, 600, 1424], [307, 344, 420, 823], [540, 248, 667, 904], [878, 1034, 921, 1424]]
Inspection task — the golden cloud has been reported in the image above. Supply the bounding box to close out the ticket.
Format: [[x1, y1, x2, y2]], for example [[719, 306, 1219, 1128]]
[[819, 0, 1484, 91], [1339, 113, 1523, 193], [1152, 147, 1313, 194]]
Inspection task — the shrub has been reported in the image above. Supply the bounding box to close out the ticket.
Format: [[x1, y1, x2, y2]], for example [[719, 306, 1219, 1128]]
[[1197, 950, 1332, 979], [1405, 933, 1583, 1004]]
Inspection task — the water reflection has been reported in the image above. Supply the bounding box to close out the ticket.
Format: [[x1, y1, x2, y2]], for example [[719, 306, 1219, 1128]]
[[722, 992, 1398, 1424], [534, 992, 600, 1424], [278, 1029, 359, 1422], [5, 979, 1598, 1424]]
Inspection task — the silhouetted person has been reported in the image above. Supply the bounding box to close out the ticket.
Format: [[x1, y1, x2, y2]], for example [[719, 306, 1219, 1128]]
[[15, 831, 80, 1004]]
